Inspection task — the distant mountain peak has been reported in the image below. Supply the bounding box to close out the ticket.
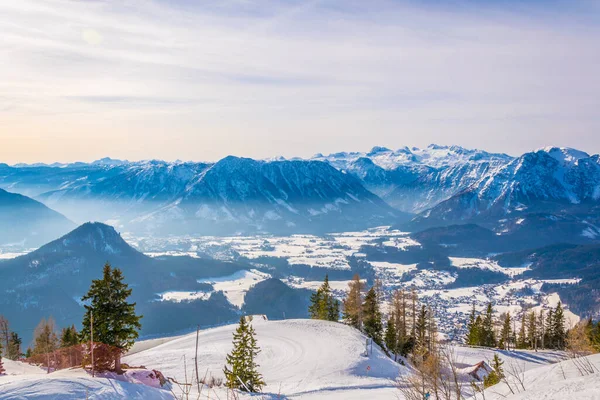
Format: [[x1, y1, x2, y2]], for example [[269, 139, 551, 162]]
[[367, 146, 392, 156], [92, 157, 128, 166], [537, 147, 590, 165], [36, 222, 135, 256]]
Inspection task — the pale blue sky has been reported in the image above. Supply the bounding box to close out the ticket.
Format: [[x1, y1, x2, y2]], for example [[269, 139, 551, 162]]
[[0, 0, 598, 163]]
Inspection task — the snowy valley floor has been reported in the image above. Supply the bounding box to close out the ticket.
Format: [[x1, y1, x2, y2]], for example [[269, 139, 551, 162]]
[[1, 319, 599, 399]]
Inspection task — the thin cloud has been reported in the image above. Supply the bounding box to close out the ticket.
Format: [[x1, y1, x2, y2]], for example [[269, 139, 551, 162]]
[[0, 0, 598, 163]]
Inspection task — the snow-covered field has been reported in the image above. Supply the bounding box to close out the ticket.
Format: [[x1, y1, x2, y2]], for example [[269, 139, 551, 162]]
[[197, 269, 272, 308], [125, 319, 405, 399], [128, 226, 416, 271], [2, 319, 598, 399], [129, 227, 582, 340]]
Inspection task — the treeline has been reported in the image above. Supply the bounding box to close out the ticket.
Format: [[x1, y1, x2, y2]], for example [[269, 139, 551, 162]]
[[465, 302, 568, 351], [308, 274, 437, 361]]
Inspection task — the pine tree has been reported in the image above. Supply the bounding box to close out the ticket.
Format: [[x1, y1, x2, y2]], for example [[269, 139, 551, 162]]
[[484, 353, 504, 388], [544, 309, 554, 349], [482, 303, 496, 347], [309, 275, 340, 321], [465, 304, 479, 346], [224, 317, 265, 392], [25, 348, 32, 359], [60, 325, 79, 348], [80, 263, 142, 373], [308, 288, 324, 319], [553, 302, 566, 350], [342, 274, 364, 330], [363, 287, 383, 346], [527, 311, 538, 351], [7, 332, 22, 360], [589, 320, 600, 352], [384, 315, 397, 358], [518, 312, 528, 349], [538, 310, 546, 349], [499, 313, 512, 350]]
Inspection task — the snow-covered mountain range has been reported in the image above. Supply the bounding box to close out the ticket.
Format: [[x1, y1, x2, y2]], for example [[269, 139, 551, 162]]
[[24, 157, 402, 234], [411, 147, 600, 233], [1, 145, 600, 241], [312, 144, 513, 212]]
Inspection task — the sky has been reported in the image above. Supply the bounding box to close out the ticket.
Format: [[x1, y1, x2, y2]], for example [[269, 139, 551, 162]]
[[0, 0, 599, 163]]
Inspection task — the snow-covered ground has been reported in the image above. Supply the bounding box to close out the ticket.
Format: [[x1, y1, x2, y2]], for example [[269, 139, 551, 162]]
[[128, 226, 417, 271], [125, 319, 405, 399], [2, 318, 594, 400], [0, 359, 172, 399], [130, 227, 583, 340], [481, 353, 600, 399], [449, 257, 529, 277], [197, 269, 271, 308]]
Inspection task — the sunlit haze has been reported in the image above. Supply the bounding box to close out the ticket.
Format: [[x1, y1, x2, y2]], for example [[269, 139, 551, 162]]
[[1, 0, 599, 163]]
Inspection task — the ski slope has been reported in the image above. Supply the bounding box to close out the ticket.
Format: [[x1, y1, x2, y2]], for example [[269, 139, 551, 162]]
[[482, 353, 600, 399], [124, 319, 406, 399]]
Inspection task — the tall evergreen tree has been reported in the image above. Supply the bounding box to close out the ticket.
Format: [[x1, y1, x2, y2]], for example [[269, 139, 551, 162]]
[[60, 325, 79, 348], [538, 310, 546, 349], [342, 274, 364, 330], [527, 311, 538, 351], [80, 263, 142, 373], [363, 287, 383, 346], [7, 332, 22, 360], [308, 275, 340, 321], [499, 313, 512, 350], [544, 309, 554, 349], [518, 312, 527, 349], [224, 317, 265, 392], [482, 303, 496, 347], [465, 304, 479, 346], [384, 315, 397, 359], [553, 302, 566, 350]]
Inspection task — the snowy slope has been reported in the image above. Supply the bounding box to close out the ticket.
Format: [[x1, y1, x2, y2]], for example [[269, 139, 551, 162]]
[[482, 353, 600, 400], [124, 319, 406, 399], [0, 361, 173, 400]]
